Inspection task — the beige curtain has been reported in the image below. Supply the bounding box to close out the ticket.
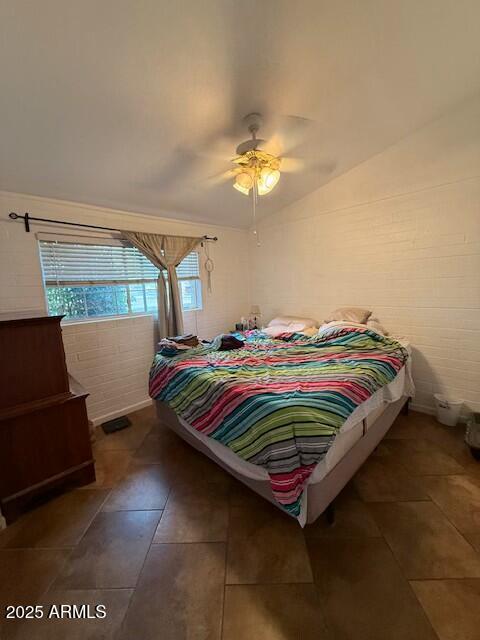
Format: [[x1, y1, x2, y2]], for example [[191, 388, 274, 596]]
[[123, 231, 201, 337]]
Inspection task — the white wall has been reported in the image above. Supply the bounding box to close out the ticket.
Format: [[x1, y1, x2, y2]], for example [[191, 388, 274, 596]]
[[2, 94, 479, 421], [0, 191, 250, 423], [250, 94, 480, 415], [61, 315, 155, 423]]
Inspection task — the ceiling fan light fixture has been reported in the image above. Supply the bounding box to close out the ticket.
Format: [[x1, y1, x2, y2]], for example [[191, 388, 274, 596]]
[[233, 181, 250, 196], [258, 167, 280, 195], [229, 114, 291, 242], [256, 180, 268, 196], [233, 170, 253, 195]]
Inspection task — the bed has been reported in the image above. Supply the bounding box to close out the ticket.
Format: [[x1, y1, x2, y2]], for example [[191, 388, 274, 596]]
[[151, 325, 413, 525]]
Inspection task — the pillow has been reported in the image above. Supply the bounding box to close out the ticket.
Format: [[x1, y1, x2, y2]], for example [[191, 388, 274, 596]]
[[324, 307, 372, 324], [268, 315, 319, 329], [318, 319, 389, 337], [301, 326, 318, 337], [264, 323, 315, 337], [318, 320, 366, 334], [367, 318, 388, 335], [263, 325, 290, 337]]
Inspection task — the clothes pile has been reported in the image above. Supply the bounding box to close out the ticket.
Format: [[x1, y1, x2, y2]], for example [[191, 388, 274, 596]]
[[218, 334, 244, 351], [157, 333, 199, 357], [157, 333, 245, 357]]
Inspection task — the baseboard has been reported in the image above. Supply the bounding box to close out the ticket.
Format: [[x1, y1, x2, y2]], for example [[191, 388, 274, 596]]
[[90, 398, 153, 426], [409, 402, 470, 424], [409, 402, 436, 416]]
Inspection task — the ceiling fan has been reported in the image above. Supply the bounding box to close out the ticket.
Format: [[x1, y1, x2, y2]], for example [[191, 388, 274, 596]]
[[216, 112, 307, 243], [146, 111, 331, 241], [221, 112, 304, 197], [232, 113, 281, 196]]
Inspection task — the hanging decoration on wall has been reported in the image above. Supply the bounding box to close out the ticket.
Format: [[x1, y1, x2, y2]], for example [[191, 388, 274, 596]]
[[204, 241, 214, 293]]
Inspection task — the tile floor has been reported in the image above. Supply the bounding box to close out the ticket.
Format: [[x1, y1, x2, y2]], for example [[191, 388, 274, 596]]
[[1, 406, 479, 640]]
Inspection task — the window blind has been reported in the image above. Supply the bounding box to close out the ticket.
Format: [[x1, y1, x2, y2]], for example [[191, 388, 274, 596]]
[[39, 240, 200, 286], [176, 251, 200, 280], [39, 241, 159, 286]]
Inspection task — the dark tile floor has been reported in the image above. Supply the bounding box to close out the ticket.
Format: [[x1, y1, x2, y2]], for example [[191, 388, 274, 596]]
[[1, 406, 479, 640]]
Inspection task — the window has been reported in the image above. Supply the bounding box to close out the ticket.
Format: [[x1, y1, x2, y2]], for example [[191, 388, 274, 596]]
[[175, 251, 202, 312], [39, 239, 202, 321]]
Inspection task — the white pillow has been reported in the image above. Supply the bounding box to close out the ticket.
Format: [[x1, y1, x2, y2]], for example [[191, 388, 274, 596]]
[[263, 325, 291, 337], [263, 323, 318, 337], [367, 318, 388, 335], [268, 315, 319, 329]]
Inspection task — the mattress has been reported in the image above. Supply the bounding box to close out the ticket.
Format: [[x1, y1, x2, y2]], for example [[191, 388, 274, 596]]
[[310, 361, 410, 483]]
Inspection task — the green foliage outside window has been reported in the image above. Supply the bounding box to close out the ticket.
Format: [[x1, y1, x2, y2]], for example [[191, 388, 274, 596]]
[[46, 283, 157, 320]]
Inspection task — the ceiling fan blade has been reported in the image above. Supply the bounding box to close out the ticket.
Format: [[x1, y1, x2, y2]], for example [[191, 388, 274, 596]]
[[266, 113, 316, 156], [204, 168, 237, 188], [262, 132, 283, 157], [279, 157, 305, 173], [281, 156, 336, 176], [278, 114, 315, 134], [140, 148, 204, 192]]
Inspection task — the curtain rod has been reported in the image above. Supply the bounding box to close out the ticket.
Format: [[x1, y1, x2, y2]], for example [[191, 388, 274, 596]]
[[8, 212, 218, 241]]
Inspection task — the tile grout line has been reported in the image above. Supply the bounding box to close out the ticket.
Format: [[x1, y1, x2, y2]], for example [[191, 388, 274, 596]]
[[0, 488, 115, 611], [376, 524, 440, 634], [364, 443, 480, 567], [360, 496, 444, 640], [103, 420, 172, 636], [219, 485, 232, 640], [416, 475, 480, 553], [3, 406, 478, 637], [362, 432, 476, 638]]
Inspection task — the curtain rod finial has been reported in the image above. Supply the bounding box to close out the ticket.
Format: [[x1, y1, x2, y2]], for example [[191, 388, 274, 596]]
[[9, 211, 30, 231]]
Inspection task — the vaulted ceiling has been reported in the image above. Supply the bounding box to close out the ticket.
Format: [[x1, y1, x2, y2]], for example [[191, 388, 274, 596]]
[[1, 0, 480, 227]]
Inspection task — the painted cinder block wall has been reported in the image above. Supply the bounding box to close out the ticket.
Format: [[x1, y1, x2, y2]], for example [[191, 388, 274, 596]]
[[0, 191, 251, 423], [1, 95, 479, 421], [249, 94, 480, 415]]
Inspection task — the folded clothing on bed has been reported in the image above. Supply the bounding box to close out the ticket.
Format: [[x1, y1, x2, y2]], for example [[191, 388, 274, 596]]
[[169, 334, 200, 347], [149, 327, 408, 519], [157, 334, 200, 356]]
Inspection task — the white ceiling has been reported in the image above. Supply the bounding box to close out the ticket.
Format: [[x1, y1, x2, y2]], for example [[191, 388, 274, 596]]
[[1, 0, 480, 228]]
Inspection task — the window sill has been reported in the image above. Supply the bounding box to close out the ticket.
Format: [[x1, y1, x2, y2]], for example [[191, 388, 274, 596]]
[[61, 313, 154, 326]]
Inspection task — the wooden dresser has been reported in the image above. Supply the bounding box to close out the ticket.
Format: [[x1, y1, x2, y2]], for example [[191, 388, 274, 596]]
[[0, 311, 95, 523]]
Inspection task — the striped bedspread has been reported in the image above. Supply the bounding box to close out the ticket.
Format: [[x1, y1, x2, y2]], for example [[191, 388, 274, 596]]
[[149, 327, 408, 518]]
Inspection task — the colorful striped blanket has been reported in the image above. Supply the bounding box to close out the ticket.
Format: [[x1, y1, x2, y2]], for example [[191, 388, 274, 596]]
[[149, 327, 408, 518]]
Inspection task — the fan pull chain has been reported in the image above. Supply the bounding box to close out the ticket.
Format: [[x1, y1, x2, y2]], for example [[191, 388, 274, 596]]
[[252, 181, 260, 246]]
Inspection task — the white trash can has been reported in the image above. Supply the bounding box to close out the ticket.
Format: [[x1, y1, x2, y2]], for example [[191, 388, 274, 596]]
[[434, 394, 463, 427]]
